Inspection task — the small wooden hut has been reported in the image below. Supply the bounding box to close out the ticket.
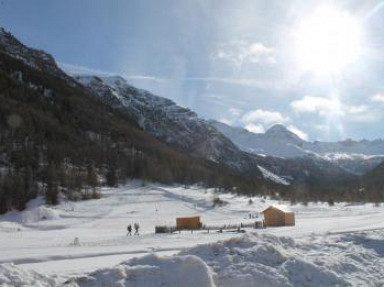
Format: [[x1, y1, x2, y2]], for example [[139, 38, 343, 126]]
[[261, 205, 295, 227], [176, 216, 202, 230]]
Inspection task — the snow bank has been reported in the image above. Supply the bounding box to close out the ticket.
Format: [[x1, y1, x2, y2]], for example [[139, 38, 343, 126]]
[[180, 232, 384, 286], [66, 254, 216, 287], [0, 263, 59, 287], [2, 231, 384, 286], [0, 197, 60, 226], [21, 206, 60, 224]]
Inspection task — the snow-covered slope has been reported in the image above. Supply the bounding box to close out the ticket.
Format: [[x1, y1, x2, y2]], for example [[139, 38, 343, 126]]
[[210, 120, 384, 174], [76, 75, 206, 145], [75, 75, 264, 176], [75, 76, 358, 184], [258, 165, 290, 185]]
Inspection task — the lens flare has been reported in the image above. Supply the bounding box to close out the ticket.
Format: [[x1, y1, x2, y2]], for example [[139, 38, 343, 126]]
[[295, 5, 362, 75]]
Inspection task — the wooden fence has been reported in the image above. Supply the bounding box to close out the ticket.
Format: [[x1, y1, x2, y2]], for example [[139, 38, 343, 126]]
[[155, 221, 264, 234]]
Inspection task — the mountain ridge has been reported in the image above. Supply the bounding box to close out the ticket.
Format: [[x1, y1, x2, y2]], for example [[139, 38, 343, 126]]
[[75, 75, 356, 186], [210, 120, 384, 174], [0, 27, 278, 213], [0, 25, 380, 207]]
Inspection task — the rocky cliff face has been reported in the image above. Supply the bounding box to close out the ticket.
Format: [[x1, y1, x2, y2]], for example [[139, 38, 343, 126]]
[[74, 75, 263, 176], [0, 28, 68, 79]]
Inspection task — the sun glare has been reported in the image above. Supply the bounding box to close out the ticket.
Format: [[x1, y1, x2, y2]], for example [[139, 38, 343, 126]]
[[295, 6, 362, 75]]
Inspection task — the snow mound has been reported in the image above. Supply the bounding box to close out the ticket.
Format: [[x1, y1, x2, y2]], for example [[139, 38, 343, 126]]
[[2, 231, 384, 286], [67, 254, 215, 287], [0, 263, 58, 287], [179, 233, 384, 286], [0, 197, 60, 226], [21, 206, 60, 224]]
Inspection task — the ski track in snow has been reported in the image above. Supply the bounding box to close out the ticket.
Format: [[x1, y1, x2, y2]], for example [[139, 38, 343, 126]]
[[1, 181, 384, 286]]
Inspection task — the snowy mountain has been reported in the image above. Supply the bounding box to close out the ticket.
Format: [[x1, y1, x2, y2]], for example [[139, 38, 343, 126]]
[[0, 24, 382, 208], [75, 75, 215, 150], [75, 76, 358, 185], [210, 121, 307, 158], [0, 26, 361, 190], [1, 26, 276, 214], [210, 120, 384, 174], [0, 27, 69, 80], [0, 27, 251, 179], [74, 75, 265, 177]]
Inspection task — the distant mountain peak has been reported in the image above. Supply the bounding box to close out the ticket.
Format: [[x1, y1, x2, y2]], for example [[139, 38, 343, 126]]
[[0, 26, 64, 78], [0, 27, 8, 37], [265, 124, 289, 134], [103, 75, 129, 87], [264, 124, 303, 142]]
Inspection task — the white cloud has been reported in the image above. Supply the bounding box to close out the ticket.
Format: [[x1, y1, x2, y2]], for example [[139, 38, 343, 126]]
[[215, 41, 276, 69], [291, 95, 381, 123], [290, 96, 344, 116], [241, 109, 290, 125], [218, 118, 234, 126], [371, 94, 384, 104], [123, 75, 165, 83], [186, 77, 291, 90], [287, 125, 309, 140], [348, 105, 369, 114], [345, 104, 381, 123], [245, 123, 265, 133], [247, 43, 276, 64], [59, 63, 165, 83], [313, 124, 328, 132], [59, 63, 115, 77], [345, 106, 381, 123], [228, 108, 242, 117]]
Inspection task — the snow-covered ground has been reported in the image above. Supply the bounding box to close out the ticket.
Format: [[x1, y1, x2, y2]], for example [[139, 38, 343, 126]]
[[1, 181, 384, 286]]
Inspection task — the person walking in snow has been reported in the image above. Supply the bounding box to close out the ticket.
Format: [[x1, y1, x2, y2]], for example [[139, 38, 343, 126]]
[[127, 224, 132, 236], [134, 223, 139, 235]]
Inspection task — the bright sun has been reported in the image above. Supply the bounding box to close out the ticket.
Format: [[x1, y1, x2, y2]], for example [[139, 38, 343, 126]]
[[295, 6, 362, 75]]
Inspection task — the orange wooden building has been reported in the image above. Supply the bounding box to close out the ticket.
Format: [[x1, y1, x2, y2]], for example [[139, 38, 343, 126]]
[[176, 216, 202, 230], [261, 205, 295, 227]]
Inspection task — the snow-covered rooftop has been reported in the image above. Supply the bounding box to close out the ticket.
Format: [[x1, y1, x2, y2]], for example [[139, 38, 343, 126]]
[[262, 204, 293, 213]]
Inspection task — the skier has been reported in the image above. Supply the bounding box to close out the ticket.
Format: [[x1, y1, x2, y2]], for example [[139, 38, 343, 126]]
[[127, 224, 132, 236], [134, 223, 140, 235]]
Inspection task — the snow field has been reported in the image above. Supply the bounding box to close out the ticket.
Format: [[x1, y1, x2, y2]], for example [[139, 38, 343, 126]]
[[1, 181, 384, 286], [1, 231, 384, 286]]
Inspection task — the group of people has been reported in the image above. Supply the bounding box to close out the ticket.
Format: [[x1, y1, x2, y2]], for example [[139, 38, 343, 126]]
[[126, 223, 140, 236]]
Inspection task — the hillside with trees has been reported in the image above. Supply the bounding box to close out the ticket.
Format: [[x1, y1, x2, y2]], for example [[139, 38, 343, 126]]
[[0, 27, 382, 214], [0, 29, 279, 214]]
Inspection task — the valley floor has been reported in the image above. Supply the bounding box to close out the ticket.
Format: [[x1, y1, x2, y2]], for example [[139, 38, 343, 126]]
[[1, 181, 384, 286]]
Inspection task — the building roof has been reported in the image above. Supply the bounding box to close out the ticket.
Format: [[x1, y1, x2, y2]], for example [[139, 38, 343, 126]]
[[176, 216, 201, 219], [262, 205, 293, 213]]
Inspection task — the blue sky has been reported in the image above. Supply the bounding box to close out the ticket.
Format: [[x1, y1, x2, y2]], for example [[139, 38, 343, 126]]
[[1, 0, 384, 141]]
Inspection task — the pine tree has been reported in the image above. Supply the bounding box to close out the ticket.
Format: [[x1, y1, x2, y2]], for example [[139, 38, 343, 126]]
[[45, 163, 59, 205], [106, 167, 118, 187], [87, 164, 99, 198]]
